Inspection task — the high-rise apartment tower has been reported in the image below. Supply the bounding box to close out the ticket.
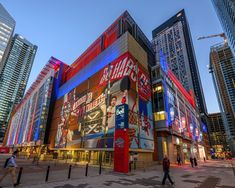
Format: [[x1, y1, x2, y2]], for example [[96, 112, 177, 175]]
[[0, 3, 15, 73], [152, 9, 207, 120], [209, 42, 235, 156], [212, 0, 235, 57], [0, 34, 37, 142]]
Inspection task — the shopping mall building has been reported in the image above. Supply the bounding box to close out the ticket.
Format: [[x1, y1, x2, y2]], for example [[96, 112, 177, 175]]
[[4, 11, 207, 172]]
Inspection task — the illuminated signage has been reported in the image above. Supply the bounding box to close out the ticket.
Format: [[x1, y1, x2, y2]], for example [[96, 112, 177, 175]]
[[115, 104, 128, 130], [99, 56, 137, 86]]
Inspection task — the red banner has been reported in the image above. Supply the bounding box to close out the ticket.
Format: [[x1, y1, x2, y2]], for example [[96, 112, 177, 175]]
[[114, 129, 129, 173], [99, 53, 137, 86], [138, 66, 151, 101]]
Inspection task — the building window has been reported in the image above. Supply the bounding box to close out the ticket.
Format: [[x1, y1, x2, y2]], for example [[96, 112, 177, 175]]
[[154, 111, 166, 121]]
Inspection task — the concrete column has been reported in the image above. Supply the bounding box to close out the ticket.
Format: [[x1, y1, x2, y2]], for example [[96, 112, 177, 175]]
[[167, 135, 174, 163], [153, 130, 158, 161], [180, 141, 185, 164], [157, 136, 163, 161]]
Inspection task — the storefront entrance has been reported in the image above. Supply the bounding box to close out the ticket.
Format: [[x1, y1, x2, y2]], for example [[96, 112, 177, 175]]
[[198, 145, 206, 160], [55, 150, 114, 166], [173, 145, 181, 163]]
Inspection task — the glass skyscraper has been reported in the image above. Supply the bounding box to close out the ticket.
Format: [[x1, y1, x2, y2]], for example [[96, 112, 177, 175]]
[[212, 0, 235, 58], [0, 34, 37, 142], [152, 9, 207, 120], [0, 3, 15, 73], [209, 42, 235, 156]]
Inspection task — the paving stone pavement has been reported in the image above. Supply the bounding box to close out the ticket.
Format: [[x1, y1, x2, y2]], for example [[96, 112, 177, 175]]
[[0, 157, 234, 188]]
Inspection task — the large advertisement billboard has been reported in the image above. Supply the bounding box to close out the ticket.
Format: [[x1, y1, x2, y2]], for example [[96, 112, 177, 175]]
[[7, 74, 54, 146], [51, 52, 154, 150]]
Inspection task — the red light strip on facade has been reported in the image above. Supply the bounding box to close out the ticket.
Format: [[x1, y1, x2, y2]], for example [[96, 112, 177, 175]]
[[168, 70, 195, 108]]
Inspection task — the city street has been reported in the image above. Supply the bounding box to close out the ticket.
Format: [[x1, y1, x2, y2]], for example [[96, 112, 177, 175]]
[[0, 155, 234, 188], [0, 1, 235, 188]]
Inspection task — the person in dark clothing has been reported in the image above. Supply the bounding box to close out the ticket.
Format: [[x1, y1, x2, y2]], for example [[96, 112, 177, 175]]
[[190, 156, 194, 168], [0, 150, 19, 187], [177, 155, 181, 166], [193, 157, 198, 167], [162, 155, 174, 185]]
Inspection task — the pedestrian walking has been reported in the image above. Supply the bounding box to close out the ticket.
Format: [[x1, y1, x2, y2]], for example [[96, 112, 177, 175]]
[[0, 150, 19, 187], [190, 156, 194, 168], [193, 157, 198, 167], [162, 155, 174, 186], [177, 155, 181, 166]]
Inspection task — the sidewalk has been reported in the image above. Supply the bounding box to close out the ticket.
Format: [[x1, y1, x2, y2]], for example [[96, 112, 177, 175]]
[[19, 162, 235, 188], [0, 158, 235, 188]]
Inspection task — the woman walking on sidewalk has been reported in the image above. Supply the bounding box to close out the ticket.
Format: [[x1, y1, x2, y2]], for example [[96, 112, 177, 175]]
[[162, 155, 174, 186]]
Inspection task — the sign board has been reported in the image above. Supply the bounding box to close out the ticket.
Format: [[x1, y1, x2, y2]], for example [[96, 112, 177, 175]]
[[114, 129, 129, 173], [114, 104, 129, 173], [115, 104, 128, 130]]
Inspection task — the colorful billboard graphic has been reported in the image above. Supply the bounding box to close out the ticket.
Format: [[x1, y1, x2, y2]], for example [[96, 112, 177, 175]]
[[51, 52, 154, 150], [7, 75, 54, 146]]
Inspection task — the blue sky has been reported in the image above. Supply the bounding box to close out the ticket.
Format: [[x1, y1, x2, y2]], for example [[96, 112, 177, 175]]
[[1, 0, 223, 113]]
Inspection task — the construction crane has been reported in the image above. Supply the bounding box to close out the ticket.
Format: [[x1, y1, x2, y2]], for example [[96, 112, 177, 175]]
[[197, 33, 227, 43]]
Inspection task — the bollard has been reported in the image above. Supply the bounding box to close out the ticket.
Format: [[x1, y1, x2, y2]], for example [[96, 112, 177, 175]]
[[45, 165, 50, 182], [36, 156, 40, 166], [99, 162, 102, 175], [231, 161, 235, 177], [129, 162, 132, 172], [85, 163, 88, 176], [68, 165, 72, 179], [16, 167, 23, 185]]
